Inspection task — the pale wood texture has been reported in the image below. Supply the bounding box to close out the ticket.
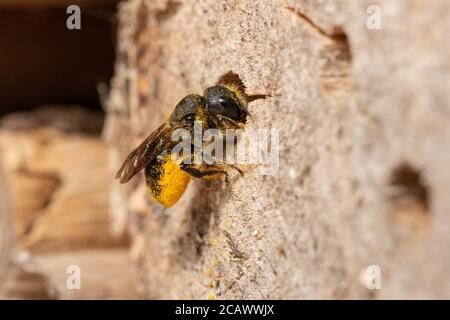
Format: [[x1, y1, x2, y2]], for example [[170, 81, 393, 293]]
[[0, 167, 13, 289], [0, 107, 125, 251], [0, 106, 137, 299]]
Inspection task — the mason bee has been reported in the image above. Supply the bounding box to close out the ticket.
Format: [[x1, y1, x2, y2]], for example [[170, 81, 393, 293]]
[[115, 71, 268, 207]]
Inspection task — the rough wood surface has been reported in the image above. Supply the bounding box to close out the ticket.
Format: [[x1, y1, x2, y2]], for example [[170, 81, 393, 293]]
[[105, 0, 450, 299]]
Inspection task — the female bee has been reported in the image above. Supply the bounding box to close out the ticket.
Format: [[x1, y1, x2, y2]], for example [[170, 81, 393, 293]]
[[115, 72, 267, 207]]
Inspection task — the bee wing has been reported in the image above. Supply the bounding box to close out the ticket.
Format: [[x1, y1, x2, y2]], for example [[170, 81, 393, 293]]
[[115, 122, 184, 183]]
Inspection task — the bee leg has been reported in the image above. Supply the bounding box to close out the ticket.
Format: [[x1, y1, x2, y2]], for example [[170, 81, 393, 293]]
[[196, 152, 243, 177], [180, 163, 229, 182], [229, 164, 244, 176]]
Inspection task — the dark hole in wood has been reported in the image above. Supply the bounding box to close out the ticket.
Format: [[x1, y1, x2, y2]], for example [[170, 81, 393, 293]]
[[389, 163, 429, 210]]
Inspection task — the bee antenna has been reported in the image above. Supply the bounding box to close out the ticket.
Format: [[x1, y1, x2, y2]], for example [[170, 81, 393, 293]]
[[247, 94, 271, 103]]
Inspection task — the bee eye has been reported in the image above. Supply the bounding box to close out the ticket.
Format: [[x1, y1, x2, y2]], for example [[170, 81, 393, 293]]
[[209, 98, 240, 119], [218, 98, 232, 109], [183, 113, 196, 121]]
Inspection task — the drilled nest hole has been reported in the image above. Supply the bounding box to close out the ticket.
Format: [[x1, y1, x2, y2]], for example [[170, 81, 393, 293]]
[[389, 163, 429, 209], [388, 163, 430, 242]]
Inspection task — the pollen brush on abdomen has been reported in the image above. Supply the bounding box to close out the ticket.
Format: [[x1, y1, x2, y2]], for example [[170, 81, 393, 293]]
[[144, 154, 191, 208]]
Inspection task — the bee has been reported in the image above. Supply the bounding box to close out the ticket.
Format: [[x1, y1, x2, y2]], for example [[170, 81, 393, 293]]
[[115, 71, 268, 207]]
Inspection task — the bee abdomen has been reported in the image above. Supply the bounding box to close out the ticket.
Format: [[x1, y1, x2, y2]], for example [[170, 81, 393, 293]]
[[144, 155, 191, 208]]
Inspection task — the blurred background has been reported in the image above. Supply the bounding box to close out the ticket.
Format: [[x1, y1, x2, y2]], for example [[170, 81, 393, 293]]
[[0, 0, 139, 299]]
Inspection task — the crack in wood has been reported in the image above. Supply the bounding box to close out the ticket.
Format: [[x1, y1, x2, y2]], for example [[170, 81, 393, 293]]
[[284, 2, 347, 42]]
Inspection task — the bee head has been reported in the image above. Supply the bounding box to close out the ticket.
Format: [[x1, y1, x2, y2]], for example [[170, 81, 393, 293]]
[[204, 85, 250, 130], [169, 94, 206, 123]]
